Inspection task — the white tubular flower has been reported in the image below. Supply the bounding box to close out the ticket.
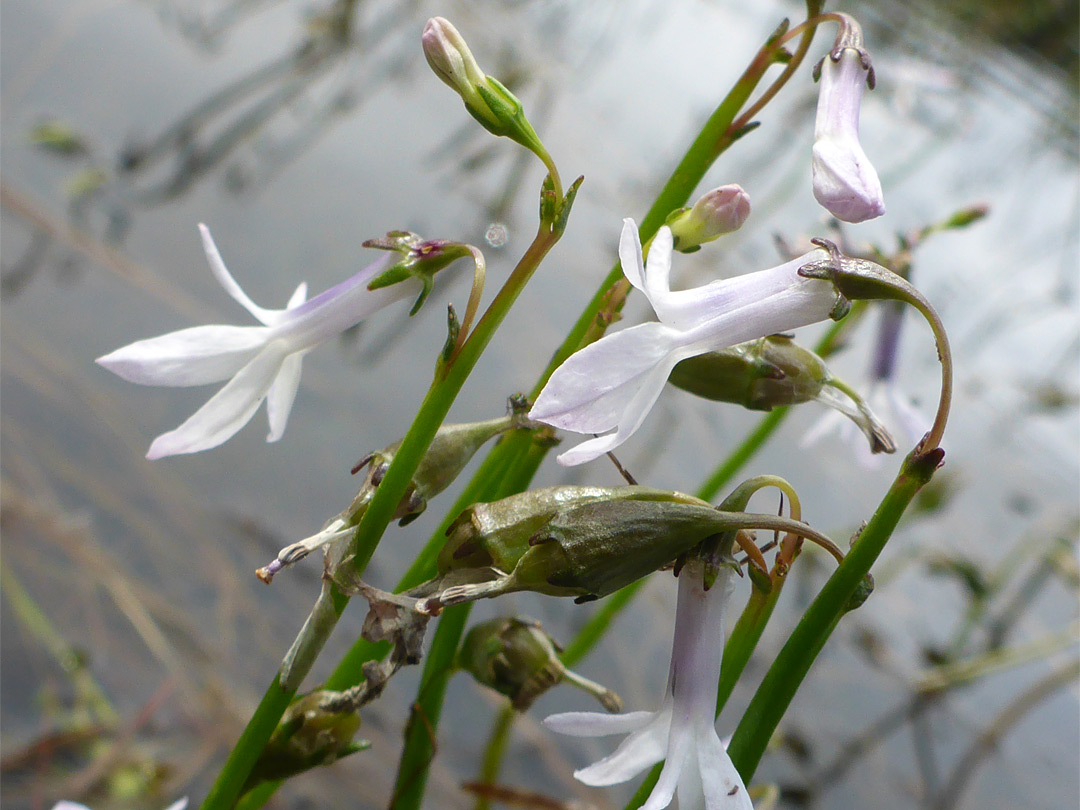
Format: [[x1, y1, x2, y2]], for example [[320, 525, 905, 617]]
[[529, 219, 839, 466], [812, 47, 885, 223], [97, 225, 416, 459], [544, 565, 752, 810]]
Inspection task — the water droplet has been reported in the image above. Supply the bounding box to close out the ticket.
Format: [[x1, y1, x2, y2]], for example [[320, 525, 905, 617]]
[[485, 222, 508, 248]]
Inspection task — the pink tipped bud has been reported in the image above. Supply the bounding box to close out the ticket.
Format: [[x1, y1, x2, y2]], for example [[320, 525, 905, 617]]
[[422, 18, 497, 125], [812, 48, 885, 223], [667, 184, 752, 252]]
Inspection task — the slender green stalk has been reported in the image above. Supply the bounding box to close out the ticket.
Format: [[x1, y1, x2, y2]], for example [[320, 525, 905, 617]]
[[726, 445, 944, 780], [388, 602, 473, 810], [250, 10, 819, 807], [201, 223, 563, 810]]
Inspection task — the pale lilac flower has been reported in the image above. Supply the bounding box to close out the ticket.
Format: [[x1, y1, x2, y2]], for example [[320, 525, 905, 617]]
[[812, 48, 885, 223], [53, 801, 187, 810], [544, 565, 752, 810], [97, 225, 415, 459], [529, 219, 839, 465]]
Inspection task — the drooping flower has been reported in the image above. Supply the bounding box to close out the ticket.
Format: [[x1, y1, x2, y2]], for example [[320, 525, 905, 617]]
[[97, 225, 435, 459], [544, 564, 752, 810], [811, 46, 885, 223], [529, 219, 840, 465]]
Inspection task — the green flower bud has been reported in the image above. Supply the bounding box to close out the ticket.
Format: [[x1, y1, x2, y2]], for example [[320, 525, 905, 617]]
[[246, 691, 368, 789], [665, 184, 751, 253], [421, 17, 545, 156], [458, 617, 621, 712], [669, 335, 895, 454]]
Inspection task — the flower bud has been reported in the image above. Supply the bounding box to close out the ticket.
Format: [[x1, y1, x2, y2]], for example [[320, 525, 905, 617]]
[[247, 691, 367, 788], [665, 184, 751, 252], [812, 47, 885, 223], [421, 17, 545, 156], [458, 617, 621, 712]]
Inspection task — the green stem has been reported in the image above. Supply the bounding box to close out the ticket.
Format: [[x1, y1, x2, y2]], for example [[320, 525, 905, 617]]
[[201, 225, 561, 810], [388, 602, 473, 810], [262, 10, 820, 807], [726, 445, 944, 781]]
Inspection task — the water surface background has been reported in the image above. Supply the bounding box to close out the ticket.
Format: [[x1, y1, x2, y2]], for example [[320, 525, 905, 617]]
[[2, 1, 1077, 808]]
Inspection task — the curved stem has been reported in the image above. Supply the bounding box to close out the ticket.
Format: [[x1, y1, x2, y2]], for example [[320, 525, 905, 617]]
[[726, 444, 944, 782]]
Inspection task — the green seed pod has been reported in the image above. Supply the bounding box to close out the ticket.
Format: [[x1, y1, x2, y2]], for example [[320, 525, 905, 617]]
[[245, 690, 368, 789], [669, 335, 895, 454], [458, 617, 621, 712], [420, 489, 836, 611], [668, 335, 828, 411], [437, 485, 705, 575]]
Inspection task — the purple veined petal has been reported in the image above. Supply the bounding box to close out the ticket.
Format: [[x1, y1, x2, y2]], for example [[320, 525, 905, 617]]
[[531, 321, 682, 433], [696, 723, 752, 810], [272, 254, 419, 350], [146, 341, 290, 459], [199, 224, 283, 326], [543, 709, 656, 737], [96, 324, 270, 387], [574, 714, 671, 787], [619, 218, 647, 291], [265, 350, 306, 442]]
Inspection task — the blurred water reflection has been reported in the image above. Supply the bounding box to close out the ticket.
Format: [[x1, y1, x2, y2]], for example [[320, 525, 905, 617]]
[[2, 1, 1077, 809]]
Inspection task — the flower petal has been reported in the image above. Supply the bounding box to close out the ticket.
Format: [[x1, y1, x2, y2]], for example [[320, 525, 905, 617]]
[[543, 710, 656, 737], [619, 218, 646, 291], [199, 223, 281, 326], [642, 224, 674, 311], [265, 351, 305, 442], [146, 341, 289, 459], [697, 725, 752, 810], [164, 800, 190, 810], [530, 321, 681, 434], [97, 325, 269, 387], [811, 52, 885, 223], [286, 282, 308, 310], [640, 721, 691, 810], [574, 715, 671, 787]]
